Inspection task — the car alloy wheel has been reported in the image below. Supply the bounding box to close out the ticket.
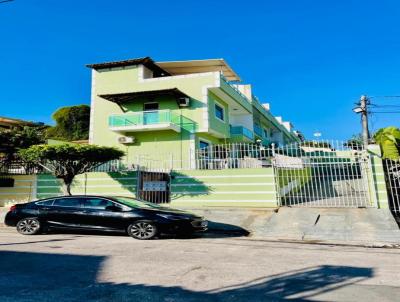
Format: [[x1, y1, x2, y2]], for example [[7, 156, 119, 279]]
[[16, 218, 41, 235], [128, 221, 157, 240]]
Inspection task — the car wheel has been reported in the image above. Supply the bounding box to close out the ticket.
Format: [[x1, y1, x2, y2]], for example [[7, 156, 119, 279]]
[[127, 221, 158, 240], [16, 218, 41, 235]]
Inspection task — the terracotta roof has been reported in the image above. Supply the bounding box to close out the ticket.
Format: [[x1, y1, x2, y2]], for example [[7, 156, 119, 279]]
[[0, 116, 43, 127]]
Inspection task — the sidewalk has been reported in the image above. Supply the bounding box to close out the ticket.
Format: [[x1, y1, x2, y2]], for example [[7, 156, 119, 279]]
[[0, 207, 8, 227], [1, 206, 399, 248]]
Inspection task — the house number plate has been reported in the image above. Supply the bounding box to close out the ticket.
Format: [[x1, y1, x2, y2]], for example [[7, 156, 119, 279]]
[[143, 181, 167, 192]]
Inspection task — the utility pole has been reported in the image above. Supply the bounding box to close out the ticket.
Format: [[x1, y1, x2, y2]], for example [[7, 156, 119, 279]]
[[360, 95, 369, 150], [353, 95, 370, 150]]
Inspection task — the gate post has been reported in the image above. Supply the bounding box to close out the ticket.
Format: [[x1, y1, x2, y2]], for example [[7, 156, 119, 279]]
[[367, 145, 390, 209]]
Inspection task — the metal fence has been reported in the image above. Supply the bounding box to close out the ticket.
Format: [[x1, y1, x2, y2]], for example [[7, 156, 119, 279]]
[[194, 143, 273, 170], [0, 159, 42, 175], [382, 159, 400, 214], [272, 140, 373, 208]]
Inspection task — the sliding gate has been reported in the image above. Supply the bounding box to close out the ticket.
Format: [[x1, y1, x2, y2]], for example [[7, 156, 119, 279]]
[[273, 148, 373, 208]]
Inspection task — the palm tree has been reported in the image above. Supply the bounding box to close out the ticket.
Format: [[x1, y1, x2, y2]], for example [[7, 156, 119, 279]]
[[373, 127, 400, 160]]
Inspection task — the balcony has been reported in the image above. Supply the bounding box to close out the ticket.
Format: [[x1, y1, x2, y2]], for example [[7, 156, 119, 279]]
[[253, 124, 263, 138], [230, 125, 254, 142], [218, 74, 253, 113], [109, 110, 181, 133]]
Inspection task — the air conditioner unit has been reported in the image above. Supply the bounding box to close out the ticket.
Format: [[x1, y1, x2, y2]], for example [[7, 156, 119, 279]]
[[118, 136, 135, 144], [178, 97, 190, 107]]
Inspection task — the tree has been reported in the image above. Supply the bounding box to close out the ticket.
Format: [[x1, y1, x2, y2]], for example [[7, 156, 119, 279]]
[[46, 105, 90, 141], [344, 134, 363, 150], [0, 126, 46, 160], [373, 127, 400, 160], [19, 144, 124, 195]]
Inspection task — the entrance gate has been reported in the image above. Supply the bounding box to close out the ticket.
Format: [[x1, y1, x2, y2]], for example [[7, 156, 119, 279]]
[[137, 169, 171, 204], [272, 145, 373, 208]]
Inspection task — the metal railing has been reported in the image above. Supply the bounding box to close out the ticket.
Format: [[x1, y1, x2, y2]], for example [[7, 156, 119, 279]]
[[0, 159, 42, 175], [220, 74, 252, 104], [382, 159, 400, 214]]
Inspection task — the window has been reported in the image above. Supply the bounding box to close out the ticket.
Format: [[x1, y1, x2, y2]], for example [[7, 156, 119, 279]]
[[199, 141, 210, 150], [143, 102, 159, 111], [53, 198, 82, 208], [199, 140, 210, 158], [263, 128, 269, 138], [214, 103, 225, 121], [36, 199, 55, 206], [82, 198, 115, 210]]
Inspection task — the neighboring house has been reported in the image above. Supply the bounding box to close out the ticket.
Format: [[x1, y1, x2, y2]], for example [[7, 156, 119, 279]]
[[0, 116, 43, 130], [87, 57, 301, 169]]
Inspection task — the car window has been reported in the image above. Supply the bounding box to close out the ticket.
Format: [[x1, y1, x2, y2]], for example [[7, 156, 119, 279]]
[[52, 198, 82, 208], [82, 198, 115, 210], [36, 199, 55, 206], [112, 196, 162, 209]]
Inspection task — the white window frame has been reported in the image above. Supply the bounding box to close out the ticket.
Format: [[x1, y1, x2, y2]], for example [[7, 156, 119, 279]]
[[214, 100, 226, 123]]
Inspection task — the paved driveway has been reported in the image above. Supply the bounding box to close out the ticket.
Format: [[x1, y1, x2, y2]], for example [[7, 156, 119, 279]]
[[1, 228, 400, 302]]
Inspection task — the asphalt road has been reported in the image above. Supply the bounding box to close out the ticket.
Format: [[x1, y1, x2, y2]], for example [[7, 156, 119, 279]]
[[1, 227, 400, 302]]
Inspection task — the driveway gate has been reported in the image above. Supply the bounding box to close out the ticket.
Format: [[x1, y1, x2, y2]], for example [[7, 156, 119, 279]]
[[272, 144, 373, 208]]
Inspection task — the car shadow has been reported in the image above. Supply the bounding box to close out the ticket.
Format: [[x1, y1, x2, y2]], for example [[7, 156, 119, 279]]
[[0, 250, 375, 301]]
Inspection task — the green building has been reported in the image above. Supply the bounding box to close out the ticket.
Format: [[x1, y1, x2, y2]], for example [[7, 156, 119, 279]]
[[87, 57, 301, 170]]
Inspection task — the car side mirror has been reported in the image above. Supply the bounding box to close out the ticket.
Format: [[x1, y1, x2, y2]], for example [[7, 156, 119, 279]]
[[105, 205, 122, 212]]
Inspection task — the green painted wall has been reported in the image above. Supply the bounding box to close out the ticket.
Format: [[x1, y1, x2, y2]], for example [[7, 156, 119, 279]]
[[170, 168, 277, 208], [36, 172, 138, 199], [207, 91, 230, 138]]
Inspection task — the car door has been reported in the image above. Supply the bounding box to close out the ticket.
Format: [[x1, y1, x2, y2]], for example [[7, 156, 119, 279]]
[[46, 197, 84, 228], [80, 197, 127, 231]]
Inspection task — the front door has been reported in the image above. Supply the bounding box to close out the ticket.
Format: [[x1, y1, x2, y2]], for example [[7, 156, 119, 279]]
[[143, 103, 159, 125]]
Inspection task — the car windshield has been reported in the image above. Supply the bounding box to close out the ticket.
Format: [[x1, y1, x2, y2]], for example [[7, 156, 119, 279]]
[[111, 196, 162, 209]]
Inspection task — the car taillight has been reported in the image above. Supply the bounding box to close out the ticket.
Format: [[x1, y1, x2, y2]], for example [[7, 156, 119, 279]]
[[9, 205, 16, 212]]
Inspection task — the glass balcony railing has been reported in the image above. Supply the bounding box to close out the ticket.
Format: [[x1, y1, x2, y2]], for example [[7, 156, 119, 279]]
[[230, 125, 254, 141], [109, 110, 198, 133], [109, 110, 181, 128]]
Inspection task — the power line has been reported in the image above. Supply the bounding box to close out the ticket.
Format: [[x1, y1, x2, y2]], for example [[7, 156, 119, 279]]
[[370, 111, 400, 114], [370, 104, 400, 108], [0, 0, 14, 4]]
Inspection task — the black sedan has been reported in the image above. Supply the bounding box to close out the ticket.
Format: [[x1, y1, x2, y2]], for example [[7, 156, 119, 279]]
[[4, 195, 208, 240]]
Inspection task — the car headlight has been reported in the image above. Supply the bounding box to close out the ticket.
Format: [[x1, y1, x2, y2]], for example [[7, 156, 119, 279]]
[[157, 214, 185, 220]]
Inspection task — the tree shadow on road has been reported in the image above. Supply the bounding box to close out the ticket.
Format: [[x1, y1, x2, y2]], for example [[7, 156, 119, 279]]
[[0, 250, 374, 302]]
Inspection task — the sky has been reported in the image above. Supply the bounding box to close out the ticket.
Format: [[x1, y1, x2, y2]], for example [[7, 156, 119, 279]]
[[1, 0, 400, 140]]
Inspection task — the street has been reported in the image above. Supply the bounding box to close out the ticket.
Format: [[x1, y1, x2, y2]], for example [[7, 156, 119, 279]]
[[1, 228, 400, 301]]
